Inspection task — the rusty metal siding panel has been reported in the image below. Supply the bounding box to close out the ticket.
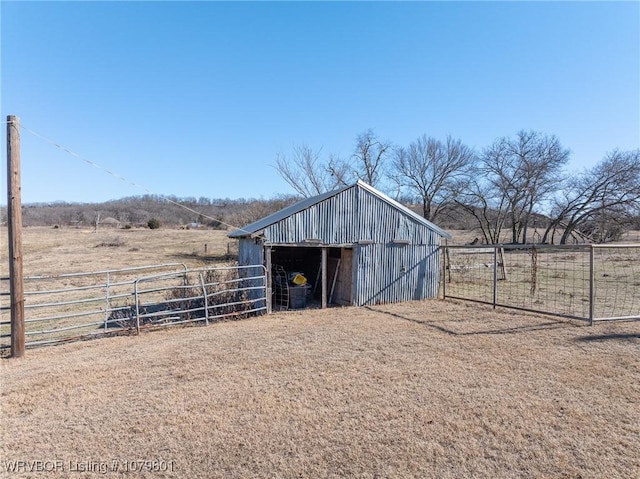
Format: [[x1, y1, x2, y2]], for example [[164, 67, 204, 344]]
[[238, 238, 264, 267], [353, 243, 441, 306]]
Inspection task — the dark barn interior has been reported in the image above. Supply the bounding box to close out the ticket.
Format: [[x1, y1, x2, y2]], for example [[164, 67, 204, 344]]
[[270, 246, 353, 309]]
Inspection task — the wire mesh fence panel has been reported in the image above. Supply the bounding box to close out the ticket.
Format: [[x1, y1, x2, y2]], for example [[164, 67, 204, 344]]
[[592, 245, 640, 321], [444, 247, 495, 304], [496, 246, 591, 319], [443, 244, 639, 322]]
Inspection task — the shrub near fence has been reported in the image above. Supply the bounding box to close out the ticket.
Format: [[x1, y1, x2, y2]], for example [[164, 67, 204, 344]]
[[130, 265, 267, 332], [0, 264, 267, 351], [443, 244, 640, 323]]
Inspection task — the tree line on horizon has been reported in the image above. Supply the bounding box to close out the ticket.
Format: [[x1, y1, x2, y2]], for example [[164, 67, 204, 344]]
[[2, 194, 300, 234], [275, 129, 640, 244], [2, 129, 638, 244]]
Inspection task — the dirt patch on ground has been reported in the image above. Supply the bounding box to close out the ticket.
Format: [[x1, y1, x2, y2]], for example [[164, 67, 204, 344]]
[[1, 300, 638, 478]]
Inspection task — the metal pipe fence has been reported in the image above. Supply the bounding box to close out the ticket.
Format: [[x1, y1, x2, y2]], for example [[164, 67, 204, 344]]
[[2, 243, 635, 352], [442, 244, 640, 324], [0, 263, 267, 351]]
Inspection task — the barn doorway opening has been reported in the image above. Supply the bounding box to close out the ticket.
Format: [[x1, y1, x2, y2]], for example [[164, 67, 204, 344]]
[[269, 246, 353, 309]]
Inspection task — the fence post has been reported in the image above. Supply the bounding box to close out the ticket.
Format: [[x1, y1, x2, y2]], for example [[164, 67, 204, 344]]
[[134, 281, 141, 334], [321, 247, 328, 309], [492, 246, 498, 309], [181, 271, 188, 321], [441, 244, 447, 300], [445, 240, 451, 284], [199, 273, 209, 326], [589, 245, 595, 326], [104, 272, 110, 331], [7, 115, 25, 358], [265, 247, 272, 313], [499, 246, 507, 280]]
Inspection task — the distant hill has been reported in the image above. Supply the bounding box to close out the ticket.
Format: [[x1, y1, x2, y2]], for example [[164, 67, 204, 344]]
[[0, 194, 300, 230]]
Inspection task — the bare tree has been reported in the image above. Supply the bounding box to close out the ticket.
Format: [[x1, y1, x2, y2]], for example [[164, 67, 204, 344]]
[[392, 135, 476, 222], [352, 129, 391, 187], [453, 169, 510, 244], [480, 130, 570, 243], [543, 149, 640, 244], [274, 130, 390, 196], [274, 144, 348, 197], [93, 211, 102, 232]]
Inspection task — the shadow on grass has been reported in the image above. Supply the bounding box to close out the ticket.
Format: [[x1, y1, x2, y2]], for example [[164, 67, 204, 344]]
[[575, 333, 639, 342], [366, 306, 577, 336], [170, 252, 238, 263]]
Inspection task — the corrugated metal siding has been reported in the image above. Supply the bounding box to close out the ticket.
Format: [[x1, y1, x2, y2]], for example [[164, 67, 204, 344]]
[[356, 187, 441, 244], [238, 238, 264, 267], [229, 181, 451, 240], [354, 243, 441, 306], [236, 183, 446, 306], [228, 185, 349, 238], [264, 186, 442, 245], [264, 186, 358, 244]]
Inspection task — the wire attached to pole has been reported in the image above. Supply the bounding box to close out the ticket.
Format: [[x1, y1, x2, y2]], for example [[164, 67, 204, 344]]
[[19, 124, 258, 236]]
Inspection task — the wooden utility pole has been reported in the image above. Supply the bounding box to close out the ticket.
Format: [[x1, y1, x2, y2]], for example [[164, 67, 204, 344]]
[[7, 115, 25, 358]]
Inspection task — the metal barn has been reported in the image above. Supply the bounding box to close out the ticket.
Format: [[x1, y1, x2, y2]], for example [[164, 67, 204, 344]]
[[228, 181, 451, 309]]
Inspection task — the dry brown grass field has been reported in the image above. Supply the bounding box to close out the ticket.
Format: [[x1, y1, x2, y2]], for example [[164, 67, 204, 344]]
[[0, 226, 240, 348], [1, 301, 639, 478], [0, 226, 235, 277], [4, 226, 633, 278], [1, 226, 639, 478]]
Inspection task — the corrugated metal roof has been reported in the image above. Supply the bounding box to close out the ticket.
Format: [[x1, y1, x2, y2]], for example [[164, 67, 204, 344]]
[[228, 180, 451, 240]]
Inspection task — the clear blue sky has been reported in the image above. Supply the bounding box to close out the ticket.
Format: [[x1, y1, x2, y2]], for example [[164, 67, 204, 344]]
[[1, 1, 639, 204]]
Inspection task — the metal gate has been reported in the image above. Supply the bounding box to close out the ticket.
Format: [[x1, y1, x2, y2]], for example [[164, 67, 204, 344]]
[[0, 263, 267, 351], [442, 244, 640, 324]]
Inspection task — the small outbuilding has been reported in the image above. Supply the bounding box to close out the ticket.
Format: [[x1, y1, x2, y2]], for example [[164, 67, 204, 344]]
[[228, 181, 451, 308]]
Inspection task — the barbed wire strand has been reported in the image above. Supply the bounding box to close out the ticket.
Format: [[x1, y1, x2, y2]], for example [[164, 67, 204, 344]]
[[19, 123, 257, 236]]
